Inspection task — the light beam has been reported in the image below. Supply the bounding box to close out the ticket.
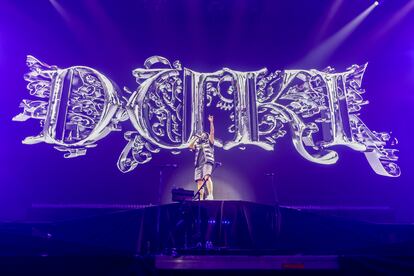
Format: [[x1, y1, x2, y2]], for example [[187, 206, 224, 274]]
[[371, 0, 414, 41], [300, 2, 379, 67]]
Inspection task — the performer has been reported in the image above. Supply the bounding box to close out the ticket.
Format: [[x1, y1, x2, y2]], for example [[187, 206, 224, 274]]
[[189, 115, 215, 200]]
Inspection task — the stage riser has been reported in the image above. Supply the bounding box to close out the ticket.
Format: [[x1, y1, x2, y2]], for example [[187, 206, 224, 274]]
[[2, 201, 414, 256]]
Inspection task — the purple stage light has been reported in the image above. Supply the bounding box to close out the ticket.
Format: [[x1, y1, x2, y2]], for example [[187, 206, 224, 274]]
[[300, 1, 379, 66], [1, 0, 412, 224], [370, 0, 414, 42], [312, 0, 345, 44]]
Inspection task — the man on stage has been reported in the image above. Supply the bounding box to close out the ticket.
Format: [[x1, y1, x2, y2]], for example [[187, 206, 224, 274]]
[[189, 115, 215, 200]]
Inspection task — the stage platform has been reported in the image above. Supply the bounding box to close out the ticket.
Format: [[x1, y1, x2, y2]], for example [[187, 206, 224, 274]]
[[1, 200, 414, 274]]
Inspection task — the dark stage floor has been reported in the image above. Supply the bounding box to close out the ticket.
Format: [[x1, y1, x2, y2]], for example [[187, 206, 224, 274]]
[[1, 201, 414, 274]]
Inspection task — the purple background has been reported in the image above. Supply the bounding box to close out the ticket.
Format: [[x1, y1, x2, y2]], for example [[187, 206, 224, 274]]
[[0, 0, 413, 222]]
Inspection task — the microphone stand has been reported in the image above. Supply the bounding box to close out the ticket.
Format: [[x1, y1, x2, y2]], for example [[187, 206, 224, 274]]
[[266, 172, 279, 205], [193, 162, 220, 201], [154, 164, 177, 253], [155, 164, 177, 205], [266, 172, 282, 241]]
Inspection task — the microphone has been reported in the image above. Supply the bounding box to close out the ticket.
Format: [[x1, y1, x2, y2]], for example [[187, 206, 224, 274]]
[[215, 162, 223, 167]]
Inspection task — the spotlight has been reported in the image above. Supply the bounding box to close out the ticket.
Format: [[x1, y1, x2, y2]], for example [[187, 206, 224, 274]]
[[374, 1, 379, 6]]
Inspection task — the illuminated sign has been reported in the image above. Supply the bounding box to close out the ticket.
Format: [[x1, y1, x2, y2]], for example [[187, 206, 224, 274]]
[[13, 55, 400, 177]]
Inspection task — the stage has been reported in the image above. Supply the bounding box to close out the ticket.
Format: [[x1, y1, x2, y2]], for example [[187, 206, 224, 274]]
[[1, 200, 414, 274], [2, 0, 414, 274]]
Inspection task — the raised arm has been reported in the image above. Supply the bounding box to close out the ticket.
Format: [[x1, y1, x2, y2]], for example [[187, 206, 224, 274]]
[[208, 115, 214, 144]]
